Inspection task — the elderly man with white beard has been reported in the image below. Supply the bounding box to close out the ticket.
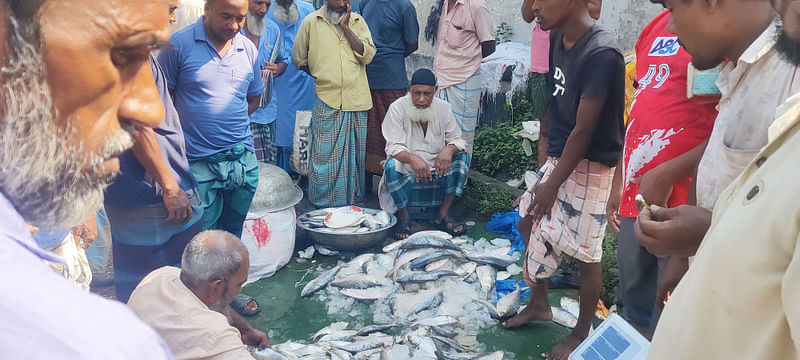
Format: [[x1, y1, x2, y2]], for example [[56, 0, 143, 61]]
[[378, 69, 469, 240], [128, 230, 269, 359], [0, 0, 175, 358]]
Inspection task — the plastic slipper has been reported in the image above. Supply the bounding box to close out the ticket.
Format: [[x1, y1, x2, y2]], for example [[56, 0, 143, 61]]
[[436, 215, 466, 236], [395, 217, 412, 240], [231, 293, 260, 317]]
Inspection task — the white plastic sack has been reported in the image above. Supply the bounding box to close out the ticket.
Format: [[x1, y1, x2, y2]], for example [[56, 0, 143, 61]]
[[480, 42, 532, 99], [291, 110, 312, 176], [241, 207, 296, 284]]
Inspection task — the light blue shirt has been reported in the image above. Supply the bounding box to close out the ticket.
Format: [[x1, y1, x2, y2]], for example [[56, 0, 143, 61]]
[[158, 19, 265, 160], [244, 18, 287, 125], [267, 1, 317, 147], [0, 194, 173, 359]]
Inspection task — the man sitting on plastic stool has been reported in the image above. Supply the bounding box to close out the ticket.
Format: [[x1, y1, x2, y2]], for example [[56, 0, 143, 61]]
[[378, 69, 469, 240]]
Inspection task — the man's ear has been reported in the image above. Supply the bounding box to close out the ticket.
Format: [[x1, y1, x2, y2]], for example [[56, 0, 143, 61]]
[[211, 278, 225, 297]]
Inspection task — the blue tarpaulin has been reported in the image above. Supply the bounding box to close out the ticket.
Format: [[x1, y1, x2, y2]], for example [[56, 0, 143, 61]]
[[485, 210, 525, 255], [494, 279, 530, 305]]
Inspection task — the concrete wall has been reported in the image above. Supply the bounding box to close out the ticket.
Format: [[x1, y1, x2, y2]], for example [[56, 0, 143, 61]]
[[407, 0, 663, 60]]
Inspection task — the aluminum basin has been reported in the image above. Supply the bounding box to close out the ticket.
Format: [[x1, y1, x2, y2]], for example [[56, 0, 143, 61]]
[[297, 208, 397, 251]]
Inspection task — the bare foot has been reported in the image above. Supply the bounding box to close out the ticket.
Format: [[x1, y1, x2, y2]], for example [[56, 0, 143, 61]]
[[541, 332, 587, 359], [502, 304, 552, 328]]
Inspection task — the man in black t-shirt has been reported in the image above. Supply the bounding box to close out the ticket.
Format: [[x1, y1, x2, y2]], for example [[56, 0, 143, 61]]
[[505, 0, 624, 358]]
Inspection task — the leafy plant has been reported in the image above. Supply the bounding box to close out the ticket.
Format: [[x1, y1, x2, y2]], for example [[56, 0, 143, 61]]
[[495, 22, 514, 43], [472, 122, 538, 182]]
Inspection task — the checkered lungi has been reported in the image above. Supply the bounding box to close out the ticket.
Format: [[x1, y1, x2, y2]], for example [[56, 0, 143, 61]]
[[366, 89, 408, 174], [518, 157, 614, 284], [250, 122, 276, 164], [384, 152, 470, 209], [436, 71, 482, 157], [308, 98, 367, 208]]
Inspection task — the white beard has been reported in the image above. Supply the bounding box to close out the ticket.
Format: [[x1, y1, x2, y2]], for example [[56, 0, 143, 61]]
[[0, 15, 134, 228], [246, 12, 267, 36], [273, 2, 300, 23], [404, 99, 437, 124], [322, 5, 346, 25]]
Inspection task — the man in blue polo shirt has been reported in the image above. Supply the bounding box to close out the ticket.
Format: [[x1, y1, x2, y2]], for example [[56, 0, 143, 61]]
[[244, 0, 287, 164], [158, 0, 265, 238], [352, 0, 419, 187], [267, 0, 317, 174]]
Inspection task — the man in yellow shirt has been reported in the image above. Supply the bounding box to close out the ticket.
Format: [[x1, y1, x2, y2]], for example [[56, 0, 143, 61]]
[[292, 0, 376, 207], [635, 0, 800, 357]]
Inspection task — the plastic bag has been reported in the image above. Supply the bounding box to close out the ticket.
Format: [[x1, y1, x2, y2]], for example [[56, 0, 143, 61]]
[[241, 207, 296, 284], [485, 210, 525, 254]]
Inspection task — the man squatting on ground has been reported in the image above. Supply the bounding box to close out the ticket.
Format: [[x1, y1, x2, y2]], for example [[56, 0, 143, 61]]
[[378, 69, 469, 240]]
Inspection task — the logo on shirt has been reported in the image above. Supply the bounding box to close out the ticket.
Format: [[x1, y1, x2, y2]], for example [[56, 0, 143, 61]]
[[648, 37, 680, 57], [553, 67, 566, 96]]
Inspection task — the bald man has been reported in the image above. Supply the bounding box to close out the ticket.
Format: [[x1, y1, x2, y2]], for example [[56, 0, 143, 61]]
[[128, 230, 269, 360]]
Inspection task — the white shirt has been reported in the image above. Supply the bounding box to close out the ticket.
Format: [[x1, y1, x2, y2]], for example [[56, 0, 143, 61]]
[[648, 92, 800, 360], [695, 20, 800, 209], [128, 267, 255, 360]]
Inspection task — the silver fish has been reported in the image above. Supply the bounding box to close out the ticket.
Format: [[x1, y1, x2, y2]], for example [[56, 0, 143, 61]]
[[551, 306, 578, 328], [318, 330, 358, 343], [396, 270, 459, 284], [399, 236, 462, 252], [424, 258, 452, 272], [253, 348, 290, 360], [409, 291, 444, 316], [496, 284, 527, 319], [301, 265, 343, 297], [408, 250, 463, 271], [386, 248, 429, 280], [471, 298, 500, 320], [330, 274, 384, 289], [475, 265, 497, 296], [465, 255, 514, 269], [428, 325, 458, 339], [356, 324, 400, 337], [312, 322, 350, 342], [375, 210, 391, 226], [412, 315, 460, 327]]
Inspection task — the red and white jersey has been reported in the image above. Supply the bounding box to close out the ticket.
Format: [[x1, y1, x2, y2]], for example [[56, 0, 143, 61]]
[[620, 10, 718, 217]]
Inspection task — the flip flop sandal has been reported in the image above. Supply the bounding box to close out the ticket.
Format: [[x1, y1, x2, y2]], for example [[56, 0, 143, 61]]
[[231, 293, 260, 317], [436, 215, 466, 236], [395, 217, 412, 240]]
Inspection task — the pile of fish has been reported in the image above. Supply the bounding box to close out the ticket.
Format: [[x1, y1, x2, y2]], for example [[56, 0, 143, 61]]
[[258, 231, 543, 360], [298, 206, 392, 234]]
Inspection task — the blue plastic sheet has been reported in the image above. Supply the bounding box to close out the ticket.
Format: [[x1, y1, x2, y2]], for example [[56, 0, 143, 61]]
[[494, 279, 530, 305], [485, 210, 525, 255]]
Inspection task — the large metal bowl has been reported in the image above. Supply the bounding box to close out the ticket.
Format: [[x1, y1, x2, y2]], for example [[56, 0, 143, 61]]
[[250, 163, 303, 214], [297, 208, 397, 251]]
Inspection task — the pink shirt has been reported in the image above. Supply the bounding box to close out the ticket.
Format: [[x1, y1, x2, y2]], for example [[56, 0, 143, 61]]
[[530, 22, 550, 74], [433, 0, 494, 87]]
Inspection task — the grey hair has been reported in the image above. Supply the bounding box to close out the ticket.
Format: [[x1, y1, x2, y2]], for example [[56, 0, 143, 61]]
[[180, 230, 248, 289]]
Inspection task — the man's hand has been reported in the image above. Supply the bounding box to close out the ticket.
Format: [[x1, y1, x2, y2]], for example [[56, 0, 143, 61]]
[[606, 190, 622, 232], [529, 181, 558, 223], [632, 164, 674, 209], [433, 147, 454, 176], [274, 62, 288, 77], [634, 205, 712, 257], [241, 328, 270, 350], [262, 60, 280, 73], [410, 155, 432, 183], [163, 185, 192, 224], [339, 3, 351, 28], [71, 213, 98, 250], [656, 256, 688, 309]]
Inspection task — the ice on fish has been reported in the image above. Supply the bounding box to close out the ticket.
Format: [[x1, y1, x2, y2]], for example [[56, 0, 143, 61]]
[[496, 271, 511, 281], [476, 265, 497, 297], [496, 284, 526, 319], [505, 263, 522, 276]]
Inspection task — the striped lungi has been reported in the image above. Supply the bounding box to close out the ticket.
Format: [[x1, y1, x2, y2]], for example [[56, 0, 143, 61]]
[[518, 157, 614, 284], [308, 98, 367, 208], [437, 71, 482, 157], [382, 152, 470, 210], [366, 89, 408, 175], [251, 122, 276, 164]]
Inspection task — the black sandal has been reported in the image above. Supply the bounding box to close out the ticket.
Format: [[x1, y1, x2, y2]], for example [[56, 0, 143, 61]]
[[436, 215, 465, 236], [395, 217, 412, 240]]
